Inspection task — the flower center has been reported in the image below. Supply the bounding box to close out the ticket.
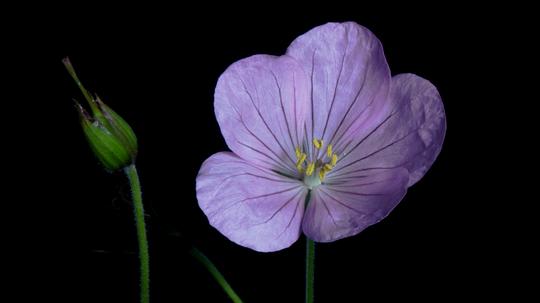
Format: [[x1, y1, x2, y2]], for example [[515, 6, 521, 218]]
[[295, 138, 339, 189]]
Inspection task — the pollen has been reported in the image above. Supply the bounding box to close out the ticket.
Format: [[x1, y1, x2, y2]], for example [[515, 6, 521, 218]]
[[297, 139, 340, 185], [306, 162, 315, 176], [326, 144, 333, 158], [296, 153, 307, 170], [331, 154, 338, 166], [295, 146, 302, 159], [318, 167, 327, 181]]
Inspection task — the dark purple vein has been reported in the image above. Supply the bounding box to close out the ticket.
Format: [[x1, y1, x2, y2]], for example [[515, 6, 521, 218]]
[[256, 189, 303, 225], [320, 34, 349, 147], [277, 192, 304, 239], [319, 188, 369, 216], [336, 88, 412, 159], [292, 72, 300, 147], [309, 50, 316, 159], [325, 187, 385, 197], [270, 70, 296, 153], [332, 127, 419, 175], [212, 186, 301, 218], [320, 196, 338, 227], [330, 166, 401, 179], [327, 77, 367, 149], [238, 141, 294, 174], [238, 116, 294, 170], [240, 78, 296, 166], [336, 113, 395, 165]]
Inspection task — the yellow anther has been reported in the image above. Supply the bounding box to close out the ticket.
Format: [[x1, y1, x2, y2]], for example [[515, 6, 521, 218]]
[[296, 153, 307, 170], [306, 162, 315, 176], [295, 147, 302, 159], [319, 167, 327, 181], [326, 144, 333, 158], [331, 154, 338, 166], [324, 163, 333, 171], [313, 138, 323, 149]]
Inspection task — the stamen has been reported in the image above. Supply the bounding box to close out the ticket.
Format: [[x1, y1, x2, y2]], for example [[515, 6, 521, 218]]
[[326, 144, 333, 158], [319, 167, 327, 181], [299, 139, 339, 185], [306, 162, 315, 176], [296, 153, 307, 170], [331, 154, 338, 166]]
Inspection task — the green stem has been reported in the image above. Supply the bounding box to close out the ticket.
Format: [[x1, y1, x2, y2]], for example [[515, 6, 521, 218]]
[[305, 238, 315, 303], [189, 247, 244, 303], [124, 164, 150, 303]]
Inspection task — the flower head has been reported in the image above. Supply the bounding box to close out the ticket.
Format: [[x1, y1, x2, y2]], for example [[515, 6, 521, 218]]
[[197, 22, 446, 252]]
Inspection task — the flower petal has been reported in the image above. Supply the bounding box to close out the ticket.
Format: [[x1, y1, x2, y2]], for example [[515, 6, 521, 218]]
[[328, 74, 446, 187], [214, 55, 310, 177], [196, 152, 308, 252], [286, 22, 391, 160], [302, 168, 409, 242]]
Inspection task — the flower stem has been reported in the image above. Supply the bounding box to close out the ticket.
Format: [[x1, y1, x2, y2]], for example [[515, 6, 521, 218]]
[[124, 164, 150, 303], [189, 247, 244, 303], [305, 238, 315, 303]]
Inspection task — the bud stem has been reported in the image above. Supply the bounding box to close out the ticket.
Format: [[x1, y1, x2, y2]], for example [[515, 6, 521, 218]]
[[124, 164, 150, 303]]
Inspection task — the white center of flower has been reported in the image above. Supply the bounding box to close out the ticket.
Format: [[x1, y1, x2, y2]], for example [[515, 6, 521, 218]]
[[295, 138, 339, 189], [303, 169, 322, 189]]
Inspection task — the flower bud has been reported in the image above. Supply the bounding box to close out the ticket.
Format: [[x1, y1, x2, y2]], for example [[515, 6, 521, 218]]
[[64, 57, 137, 171]]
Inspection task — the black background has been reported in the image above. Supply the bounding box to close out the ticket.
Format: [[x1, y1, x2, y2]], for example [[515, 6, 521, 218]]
[[8, 6, 530, 303]]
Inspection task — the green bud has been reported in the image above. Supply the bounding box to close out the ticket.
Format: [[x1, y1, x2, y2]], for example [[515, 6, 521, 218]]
[[64, 58, 138, 171]]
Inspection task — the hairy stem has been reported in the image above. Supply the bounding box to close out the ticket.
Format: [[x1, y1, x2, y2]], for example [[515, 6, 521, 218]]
[[124, 164, 150, 303]]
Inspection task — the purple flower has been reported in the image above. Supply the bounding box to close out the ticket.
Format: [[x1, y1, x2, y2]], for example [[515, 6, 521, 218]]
[[196, 22, 446, 252]]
